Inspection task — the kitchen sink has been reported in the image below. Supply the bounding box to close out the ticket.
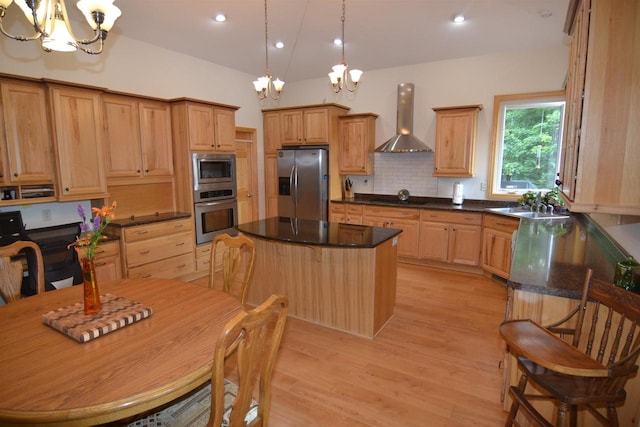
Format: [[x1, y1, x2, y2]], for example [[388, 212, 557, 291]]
[[486, 207, 570, 220]]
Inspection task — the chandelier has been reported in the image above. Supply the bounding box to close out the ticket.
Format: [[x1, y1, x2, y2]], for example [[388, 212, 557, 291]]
[[0, 0, 121, 54], [328, 0, 362, 93], [252, 0, 284, 100]]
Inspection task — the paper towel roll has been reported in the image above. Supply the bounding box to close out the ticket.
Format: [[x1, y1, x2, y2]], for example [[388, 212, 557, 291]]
[[453, 182, 464, 204]]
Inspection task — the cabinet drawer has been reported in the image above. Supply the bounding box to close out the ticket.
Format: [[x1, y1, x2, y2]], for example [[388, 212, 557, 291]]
[[329, 202, 345, 215], [124, 218, 191, 243], [126, 231, 192, 266], [128, 253, 194, 279], [362, 205, 420, 220], [92, 240, 120, 259], [195, 243, 212, 272], [483, 213, 520, 233], [421, 209, 482, 225], [346, 204, 364, 215]]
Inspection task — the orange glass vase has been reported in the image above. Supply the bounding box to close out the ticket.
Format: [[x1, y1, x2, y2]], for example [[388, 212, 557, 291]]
[[82, 258, 102, 315]]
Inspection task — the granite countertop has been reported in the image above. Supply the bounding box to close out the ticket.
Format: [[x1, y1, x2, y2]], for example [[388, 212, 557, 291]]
[[237, 217, 401, 248], [108, 212, 191, 228], [508, 213, 630, 299], [333, 193, 515, 212]]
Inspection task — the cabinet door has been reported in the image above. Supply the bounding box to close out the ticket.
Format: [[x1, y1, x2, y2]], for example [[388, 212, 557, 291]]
[[448, 224, 481, 266], [339, 116, 373, 174], [102, 94, 143, 178], [213, 108, 235, 152], [263, 112, 281, 154], [303, 108, 329, 144], [0, 80, 53, 183], [281, 110, 303, 145], [419, 221, 450, 262], [433, 107, 480, 177], [265, 154, 279, 218], [329, 202, 346, 223], [139, 100, 174, 176], [49, 85, 107, 200], [187, 103, 215, 151], [482, 228, 514, 279], [391, 218, 419, 258]]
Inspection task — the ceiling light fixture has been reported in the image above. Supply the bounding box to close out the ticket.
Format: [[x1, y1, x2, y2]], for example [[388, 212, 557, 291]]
[[0, 0, 121, 54], [452, 13, 465, 24], [328, 0, 362, 93], [214, 13, 226, 22], [253, 0, 284, 100]]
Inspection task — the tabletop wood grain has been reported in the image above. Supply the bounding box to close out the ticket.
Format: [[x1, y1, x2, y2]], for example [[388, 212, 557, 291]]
[[0, 278, 244, 426]]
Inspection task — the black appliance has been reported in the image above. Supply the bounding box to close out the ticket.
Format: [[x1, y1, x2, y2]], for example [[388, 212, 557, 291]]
[[0, 211, 82, 297]]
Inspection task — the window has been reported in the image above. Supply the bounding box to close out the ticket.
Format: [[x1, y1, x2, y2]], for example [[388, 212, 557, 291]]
[[488, 91, 565, 199]]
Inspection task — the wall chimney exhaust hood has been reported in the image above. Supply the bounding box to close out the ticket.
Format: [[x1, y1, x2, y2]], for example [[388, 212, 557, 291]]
[[376, 83, 432, 153]]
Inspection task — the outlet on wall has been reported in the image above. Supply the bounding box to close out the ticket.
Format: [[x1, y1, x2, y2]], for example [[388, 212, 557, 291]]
[[42, 209, 51, 222], [480, 182, 487, 191]]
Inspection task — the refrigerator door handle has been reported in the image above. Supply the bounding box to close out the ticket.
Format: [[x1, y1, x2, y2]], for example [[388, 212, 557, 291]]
[[292, 165, 299, 207], [289, 165, 296, 208]]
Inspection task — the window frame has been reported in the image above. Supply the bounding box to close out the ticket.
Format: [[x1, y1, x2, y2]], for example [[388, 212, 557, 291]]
[[487, 90, 566, 200]]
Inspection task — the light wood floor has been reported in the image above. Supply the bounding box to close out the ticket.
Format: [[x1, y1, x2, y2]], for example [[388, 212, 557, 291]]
[[263, 263, 509, 426]]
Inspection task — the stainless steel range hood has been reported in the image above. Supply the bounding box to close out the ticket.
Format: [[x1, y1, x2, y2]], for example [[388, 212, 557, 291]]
[[376, 83, 432, 153]]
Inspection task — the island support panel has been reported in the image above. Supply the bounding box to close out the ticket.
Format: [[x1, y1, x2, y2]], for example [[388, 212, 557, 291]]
[[246, 237, 397, 339]]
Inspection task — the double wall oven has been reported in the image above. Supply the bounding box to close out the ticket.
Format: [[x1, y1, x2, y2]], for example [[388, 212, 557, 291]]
[[192, 153, 238, 245]]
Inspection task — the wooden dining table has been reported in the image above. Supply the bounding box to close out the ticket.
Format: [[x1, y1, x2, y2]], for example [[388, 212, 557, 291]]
[[0, 277, 244, 426]]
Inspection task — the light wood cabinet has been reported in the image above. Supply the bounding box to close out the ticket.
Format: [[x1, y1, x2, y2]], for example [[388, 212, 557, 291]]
[[110, 218, 195, 279], [0, 79, 56, 204], [172, 101, 236, 153], [281, 108, 332, 145], [48, 84, 107, 201], [432, 105, 482, 177], [482, 213, 520, 279], [339, 113, 377, 175], [195, 243, 212, 273], [263, 111, 282, 155], [102, 94, 174, 180], [330, 202, 363, 225], [362, 205, 419, 258], [419, 209, 482, 266], [92, 240, 122, 283], [558, 0, 640, 215]]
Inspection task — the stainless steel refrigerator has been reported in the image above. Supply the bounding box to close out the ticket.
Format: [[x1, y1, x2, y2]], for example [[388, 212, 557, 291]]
[[277, 147, 328, 221]]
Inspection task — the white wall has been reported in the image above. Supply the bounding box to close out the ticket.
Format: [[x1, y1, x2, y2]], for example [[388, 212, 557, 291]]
[[0, 29, 568, 223], [280, 46, 569, 200]]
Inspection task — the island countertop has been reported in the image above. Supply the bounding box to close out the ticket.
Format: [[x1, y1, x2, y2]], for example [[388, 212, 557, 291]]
[[237, 216, 401, 248]]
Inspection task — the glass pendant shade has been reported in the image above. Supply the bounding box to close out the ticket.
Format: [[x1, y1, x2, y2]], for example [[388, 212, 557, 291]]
[[42, 14, 76, 51], [77, 0, 121, 31]]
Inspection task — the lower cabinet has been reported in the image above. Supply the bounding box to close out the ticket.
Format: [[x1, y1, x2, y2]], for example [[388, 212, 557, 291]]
[[419, 210, 482, 266], [329, 202, 363, 225], [92, 240, 121, 283], [482, 214, 520, 279], [112, 218, 195, 279], [195, 243, 212, 273], [362, 205, 419, 258]]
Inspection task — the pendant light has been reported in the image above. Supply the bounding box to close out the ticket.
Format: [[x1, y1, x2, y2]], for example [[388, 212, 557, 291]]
[[328, 0, 362, 93], [252, 0, 284, 100], [0, 0, 121, 54]]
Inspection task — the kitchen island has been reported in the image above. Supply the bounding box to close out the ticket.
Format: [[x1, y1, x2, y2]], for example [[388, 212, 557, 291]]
[[237, 217, 401, 339]]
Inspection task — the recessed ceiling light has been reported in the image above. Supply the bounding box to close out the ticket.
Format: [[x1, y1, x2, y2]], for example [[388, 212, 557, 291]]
[[452, 14, 465, 24], [274, 41, 284, 49], [214, 13, 226, 22], [333, 38, 343, 46]]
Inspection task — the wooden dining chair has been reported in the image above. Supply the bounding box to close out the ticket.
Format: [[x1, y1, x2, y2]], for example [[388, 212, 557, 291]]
[[0, 240, 45, 303], [126, 294, 289, 427], [502, 268, 640, 427], [209, 233, 256, 304]]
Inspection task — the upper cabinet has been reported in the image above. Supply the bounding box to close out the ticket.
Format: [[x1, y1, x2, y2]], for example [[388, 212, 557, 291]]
[[172, 101, 236, 153], [559, 0, 640, 215], [339, 113, 378, 175], [0, 79, 56, 204], [48, 84, 108, 201], [102, 94, 173, 180], [432, 105, 482, 177], [280, 107, 347, 145]]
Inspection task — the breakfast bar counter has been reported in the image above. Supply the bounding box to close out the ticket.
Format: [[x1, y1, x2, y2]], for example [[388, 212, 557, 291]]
[[237, 217, 401, 339]]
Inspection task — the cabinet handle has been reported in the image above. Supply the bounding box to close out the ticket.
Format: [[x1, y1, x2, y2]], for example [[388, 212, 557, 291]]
[[175, 224, 184, 228], [94, 249, 105, 255], [177, 264, 186, 268], [136, 230, 149, 235], [0, 172, 3, 178], [145, 169, 149, 173], [65, 187, 69, 192], [142, 274, 152, 278], [139, 250, 150, 254], [95, 262, 107, 266], [13, 173, 18, 178], [176, 242, 185, 246], [137, 169, 141, 173]]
